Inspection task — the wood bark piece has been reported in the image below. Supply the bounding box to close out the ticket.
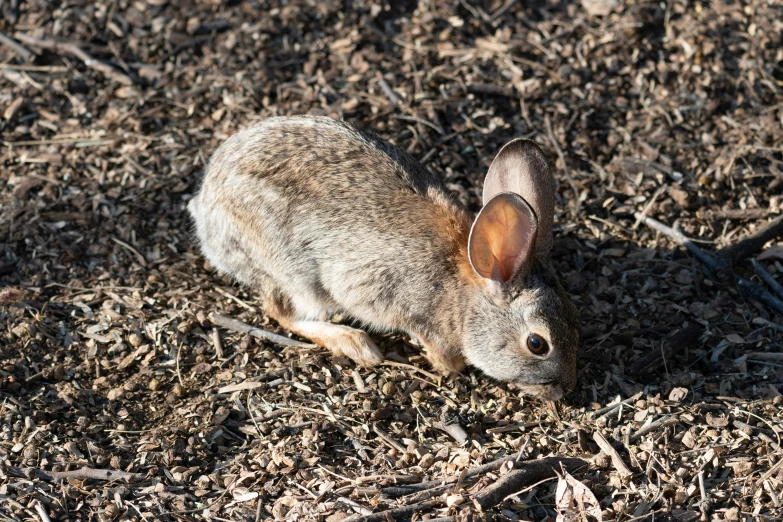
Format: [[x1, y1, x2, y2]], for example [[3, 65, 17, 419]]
[[382, 448, 528, 498], [0, 31, 34, 62], [13, 33, 133, 85], [7, 466, 143, 482], [626, 324, 703, 377], [592, 433, 633, 482], [353, 499, 443, 522], [472, 457, 586, 510], [209, 313, 315, 348]]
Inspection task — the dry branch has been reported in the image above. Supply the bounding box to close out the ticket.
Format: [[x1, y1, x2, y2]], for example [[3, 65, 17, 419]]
[[0, 31, 35, 62], [630, 415, 678, 442], [7, 466, 143, 483], [209, 313, 315, 348], [13, 33, 133, 85], [718, 214, 783, 266], [367, 457, 585, 520], [382, 448, 528, 498], [752, 259, 783, 301], [634, 212, 783, 314], [590, 391, 644, 418], [472, 457, 586, 510], [626, 324, 703, 377], [353, 499, 443, 522]]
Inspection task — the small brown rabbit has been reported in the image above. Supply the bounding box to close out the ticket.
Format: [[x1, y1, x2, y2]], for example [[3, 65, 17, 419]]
[[189, 116, 579, 400]]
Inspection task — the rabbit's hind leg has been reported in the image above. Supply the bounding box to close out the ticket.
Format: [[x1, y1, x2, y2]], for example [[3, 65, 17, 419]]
[[261, 283, 384, 367]]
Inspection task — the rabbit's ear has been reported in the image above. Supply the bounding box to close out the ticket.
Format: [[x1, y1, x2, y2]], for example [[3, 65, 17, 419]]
[[468, 193, 538, 283], [482, 139, 555, 260]]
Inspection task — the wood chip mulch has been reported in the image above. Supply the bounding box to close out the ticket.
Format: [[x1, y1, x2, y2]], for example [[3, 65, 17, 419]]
[[1, 1, 782, 521]]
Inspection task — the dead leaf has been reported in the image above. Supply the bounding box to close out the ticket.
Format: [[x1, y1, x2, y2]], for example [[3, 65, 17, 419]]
[[705, 412, 729, 428], [555, 470, 603, 522]]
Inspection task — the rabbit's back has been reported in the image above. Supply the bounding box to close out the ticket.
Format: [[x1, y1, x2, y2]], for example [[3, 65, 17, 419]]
[[189, 116, 471, 329]]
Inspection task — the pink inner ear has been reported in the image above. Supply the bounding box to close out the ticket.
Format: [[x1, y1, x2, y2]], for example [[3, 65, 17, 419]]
[[468, 193, 538, 283]]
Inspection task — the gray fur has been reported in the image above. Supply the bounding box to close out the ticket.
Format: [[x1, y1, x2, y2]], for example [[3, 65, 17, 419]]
[[188, 115, 580, 400]]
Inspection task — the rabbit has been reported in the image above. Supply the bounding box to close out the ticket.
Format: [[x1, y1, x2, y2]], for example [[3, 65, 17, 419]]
[[188, 115, 580, 400]]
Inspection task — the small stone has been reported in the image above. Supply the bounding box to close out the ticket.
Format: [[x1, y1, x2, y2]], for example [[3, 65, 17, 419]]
[[128, 333, 143, 347], [419, 453, 435, 469], [172, 384, 187, 398], [107, 388, 125, 401], [11, 322, 35, 338], [148, 379, 162, 391], [381, 381, 397, 396]]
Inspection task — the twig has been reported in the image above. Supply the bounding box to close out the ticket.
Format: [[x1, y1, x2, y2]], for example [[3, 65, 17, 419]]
[[634, 213, 783, 314], [697, 470, 712, 521], [626, 324, 703, 377], [175, 342, 184, 386], [211, 327, 224, 358], [377, 75, 401, 107], [209, 313, 316, 348], [0, 32, 35, 62], [632, 185, 666, 230], [718, 214, 783, 266], [752, 317, 783, 333], [545, 115, 581, 213], [699, 208, 769, 221], [590, 391, 644, 418], [630, 415, 677, 442], [7, 466, 143, 482], [471, 457, 585, 510], [382, 448, 529, 498], [752, 259, 783, 300], [634, 212, 719, 271], [484, 0, 520, 21], [111, 237, 147, 267], [735, 277, 783, 315], [592, 432, 633, 481], [33, 503, 51, 522], [13, 33, 133, 85], [373, 425, 406, 453], [213, 287, 256, 311], [353, 500, 443, 522], [380, 360, 439, 382]]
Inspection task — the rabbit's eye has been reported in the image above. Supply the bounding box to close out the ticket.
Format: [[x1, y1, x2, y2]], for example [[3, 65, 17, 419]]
[[526, 334, 549, 356]]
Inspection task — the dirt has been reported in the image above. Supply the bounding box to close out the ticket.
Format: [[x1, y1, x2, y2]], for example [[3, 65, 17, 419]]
[[1, 0, 782, 521]]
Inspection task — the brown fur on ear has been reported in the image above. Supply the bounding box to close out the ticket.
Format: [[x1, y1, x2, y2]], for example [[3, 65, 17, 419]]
[[467, 193, 538, 283]]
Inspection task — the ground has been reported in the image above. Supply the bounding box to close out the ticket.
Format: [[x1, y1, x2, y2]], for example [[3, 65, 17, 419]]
[[1, 0, 783, 521]]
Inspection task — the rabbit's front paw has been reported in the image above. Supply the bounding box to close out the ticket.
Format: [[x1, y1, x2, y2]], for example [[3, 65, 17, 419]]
[[287, 320, 384, 367]]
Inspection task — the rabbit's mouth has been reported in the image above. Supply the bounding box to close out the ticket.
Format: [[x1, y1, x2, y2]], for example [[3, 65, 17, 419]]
[[510, 382, 564, 401]]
